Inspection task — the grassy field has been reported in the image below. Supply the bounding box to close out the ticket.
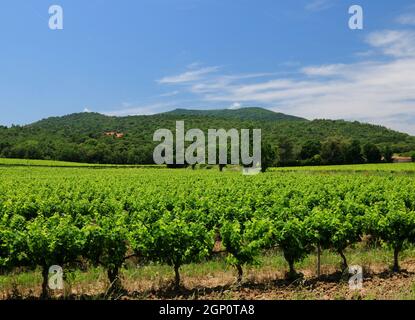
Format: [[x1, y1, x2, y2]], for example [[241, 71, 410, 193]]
[[1, 157, 415, 172], [0, 158, 97, 167], [0, 158, 163, 168], [271, 162, 415, 173]]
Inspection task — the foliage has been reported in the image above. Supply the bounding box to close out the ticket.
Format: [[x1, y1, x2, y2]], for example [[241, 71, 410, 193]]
[[1, 165, 415, 295], [82, 212, 129, 293], [261, 142, 277, 172], [220, 218, 271, 282], [383, 146, 394, 163], [299, 140, 321, 161], [131, 208, 214, 288], [320, 138, 345, 165], [363, 143, 382, 164]]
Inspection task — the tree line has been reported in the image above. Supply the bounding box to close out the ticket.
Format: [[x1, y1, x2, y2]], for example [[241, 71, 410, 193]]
[[261, 137, 400, 169]]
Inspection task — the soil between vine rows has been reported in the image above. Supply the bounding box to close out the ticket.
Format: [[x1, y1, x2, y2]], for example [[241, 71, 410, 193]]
[[2, 256, 415, 300]]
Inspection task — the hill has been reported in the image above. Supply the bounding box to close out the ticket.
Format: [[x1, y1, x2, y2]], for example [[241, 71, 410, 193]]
[[163, 107, 306, 122], [0, 107, 414, 165]]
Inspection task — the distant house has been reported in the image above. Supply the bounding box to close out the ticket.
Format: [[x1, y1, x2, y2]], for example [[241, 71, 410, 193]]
[[392, 156, 412, 163], [104, 131, 125, 138]]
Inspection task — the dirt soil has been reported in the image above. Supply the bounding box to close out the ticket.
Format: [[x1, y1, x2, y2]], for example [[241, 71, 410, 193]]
[[4, 260, 415, 300]]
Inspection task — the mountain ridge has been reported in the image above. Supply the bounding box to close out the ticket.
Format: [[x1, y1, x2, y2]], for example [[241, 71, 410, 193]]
[[161, 107, 307, 122], [27, 107, 306, 128]]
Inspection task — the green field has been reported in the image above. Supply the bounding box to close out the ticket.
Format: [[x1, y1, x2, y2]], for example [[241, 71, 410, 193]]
[[1, 157, 414, 173], [0, 158, 163, 168], [0, 158, 98, 167], [1, 163, 415, 300], [272, 162, 415, 173]]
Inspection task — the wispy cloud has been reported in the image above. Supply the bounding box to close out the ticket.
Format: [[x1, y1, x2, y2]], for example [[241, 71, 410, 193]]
[[103, 102, 173, 117], [305, 0, 334, 12], [160, 90, 180, 97], [156, 28, 415, 134], [229, 102, 242, 110], [366, 30, 415, 57], [397, 12, 415, 26], [157, 66, 219, 84], [302, 64, 347, 76]]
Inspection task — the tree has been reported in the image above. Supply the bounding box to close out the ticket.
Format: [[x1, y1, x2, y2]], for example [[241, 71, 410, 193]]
[[82, 213, 129, 295], [383, 146, 393, 163], [320, 138, 345, 165], [25, 214, 85, 298], [57, 144, 81, 162], [308, 204, 362, 272], [131, 209, 214, 289], [0, 142, 10, 156], [299, 140, 321, 160], [344, 140, 363, 164], [220, 218, 271, 283], [365, 206, 415, 272], [277, 137, 294, 166], [0, 214, 27, 271], [10, 140, 43, 160], [272, 218, 313, 279], [261, 142, 277, 172], [363, 143, 382, 163]]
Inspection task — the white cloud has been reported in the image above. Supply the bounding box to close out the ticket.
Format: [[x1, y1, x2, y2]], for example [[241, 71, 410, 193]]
[[187, 62, 202, 69], [397, 13, 415, 25], [83, 107, 91, 112], [155, 29, 415, 134], [160, 90, 180, 97], [157, 66, 219, 84], [305, 0, 333, 12], [199, 56, 415, 133], [229, 102, 241, 110], [302, 64, 347, 76], [103, 103, 173, 117], [366, 30, 415, 57]]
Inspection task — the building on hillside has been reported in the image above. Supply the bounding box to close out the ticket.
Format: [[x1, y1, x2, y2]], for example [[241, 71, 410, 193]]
[[392, 156, 413, 163], [104, 131, 125, 138]]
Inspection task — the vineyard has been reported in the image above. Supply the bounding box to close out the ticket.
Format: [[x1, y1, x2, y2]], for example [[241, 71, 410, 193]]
[[272, 162, 415, 173], [1, 165, 415, 299]]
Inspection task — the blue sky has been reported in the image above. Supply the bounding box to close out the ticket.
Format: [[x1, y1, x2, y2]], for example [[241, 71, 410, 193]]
[[1, 0, 415, 133]]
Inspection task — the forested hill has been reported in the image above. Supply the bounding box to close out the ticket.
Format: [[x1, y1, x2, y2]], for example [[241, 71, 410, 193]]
[[163, 107, 306, 122], [0, 107, 414, 165]]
